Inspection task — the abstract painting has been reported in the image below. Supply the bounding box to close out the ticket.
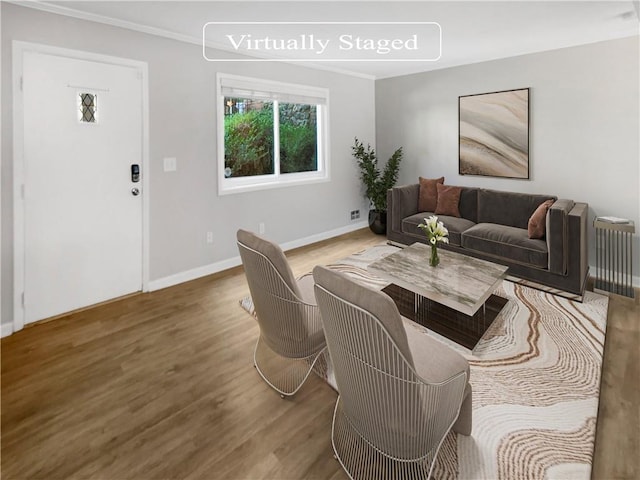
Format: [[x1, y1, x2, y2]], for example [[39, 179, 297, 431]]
[[459, 88, 529, 179]]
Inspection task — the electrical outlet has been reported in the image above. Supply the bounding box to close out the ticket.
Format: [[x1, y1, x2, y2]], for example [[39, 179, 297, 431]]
[[350, 209, 360, 221], [206, 231, 213, 244], [259, 222, 265, 234], [163, 157, 177, 172]]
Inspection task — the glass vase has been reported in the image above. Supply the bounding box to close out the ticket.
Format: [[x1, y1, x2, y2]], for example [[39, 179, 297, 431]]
[[429, 244, 440, 267]]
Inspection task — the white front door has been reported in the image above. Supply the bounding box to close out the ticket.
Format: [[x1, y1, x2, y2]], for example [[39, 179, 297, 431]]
[[21, 50, 144, 324]]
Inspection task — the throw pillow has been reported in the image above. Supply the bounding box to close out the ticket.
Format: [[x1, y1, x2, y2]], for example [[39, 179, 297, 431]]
[[528, 199, 555, 239], [418, 176, 444, 212], [435, 184, 462, 218]]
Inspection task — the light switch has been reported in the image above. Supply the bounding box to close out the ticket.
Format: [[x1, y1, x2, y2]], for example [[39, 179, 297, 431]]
[[163, 157, 177, 172]]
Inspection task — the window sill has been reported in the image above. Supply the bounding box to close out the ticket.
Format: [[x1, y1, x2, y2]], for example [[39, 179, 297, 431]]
[[218, 172, 330, 196]]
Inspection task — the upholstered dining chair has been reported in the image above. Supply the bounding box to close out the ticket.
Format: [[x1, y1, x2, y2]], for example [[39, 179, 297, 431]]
[[313, 265, 472, 480], [236, 229, 327, 397]]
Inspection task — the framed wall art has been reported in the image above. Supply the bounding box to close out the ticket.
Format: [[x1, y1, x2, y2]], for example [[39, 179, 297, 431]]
[[459, 88, 530, 179]]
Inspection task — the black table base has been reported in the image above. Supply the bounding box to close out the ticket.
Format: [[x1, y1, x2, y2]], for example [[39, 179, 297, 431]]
[[381, 284, 508, 350]]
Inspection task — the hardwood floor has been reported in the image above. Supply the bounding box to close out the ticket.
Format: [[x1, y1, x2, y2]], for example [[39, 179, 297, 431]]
[[1, 228, 638, 479]]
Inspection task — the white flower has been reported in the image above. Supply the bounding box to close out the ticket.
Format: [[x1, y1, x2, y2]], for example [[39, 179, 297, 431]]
[[418, 215, 449, 246]]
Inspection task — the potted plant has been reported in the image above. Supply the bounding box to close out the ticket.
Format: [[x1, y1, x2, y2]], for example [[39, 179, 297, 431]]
[[352, 138, 403, 234]]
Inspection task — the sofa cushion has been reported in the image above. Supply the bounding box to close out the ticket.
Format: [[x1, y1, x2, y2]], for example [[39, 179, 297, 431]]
[[528, 199, 555, 239], [477, 189, 558, 229], [459, 187, 478, 223], [418, 176, 444, 212], [402, 213, 475, 246], [435, 184, 462, 217], [462, 223, 548, 268]]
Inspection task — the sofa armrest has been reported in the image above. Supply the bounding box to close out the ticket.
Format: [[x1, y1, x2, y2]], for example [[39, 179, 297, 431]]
[[568, 202, 589, 287], [387, 184, 420, 235], [547, 199, 574, 274], [547, 199, 588, 280]]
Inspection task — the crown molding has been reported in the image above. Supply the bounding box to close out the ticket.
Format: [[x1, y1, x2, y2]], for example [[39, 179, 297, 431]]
[[7, 1, 376, 80]]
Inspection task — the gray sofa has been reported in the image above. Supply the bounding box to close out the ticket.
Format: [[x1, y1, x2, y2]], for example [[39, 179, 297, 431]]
[[387, 184, 589, 296]]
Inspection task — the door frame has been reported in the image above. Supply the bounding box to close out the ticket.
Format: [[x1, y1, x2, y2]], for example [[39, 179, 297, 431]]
[[12, 41, 150, 332]]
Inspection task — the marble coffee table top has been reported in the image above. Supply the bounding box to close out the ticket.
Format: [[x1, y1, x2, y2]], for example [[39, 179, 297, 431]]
[[367, 243, 508, 316]]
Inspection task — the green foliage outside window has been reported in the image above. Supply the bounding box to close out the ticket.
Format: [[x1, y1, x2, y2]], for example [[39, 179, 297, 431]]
[[224, 101, 274, 177], [224, 99, 318, 178], [279, 103, 317, 174]]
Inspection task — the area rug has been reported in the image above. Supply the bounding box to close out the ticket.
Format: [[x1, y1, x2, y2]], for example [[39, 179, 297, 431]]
[[240, 244, 609, 480]]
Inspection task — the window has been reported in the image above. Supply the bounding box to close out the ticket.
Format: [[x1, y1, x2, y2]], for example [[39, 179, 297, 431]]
[[217, 74, 329, 194], [78, 92, 98, 123]]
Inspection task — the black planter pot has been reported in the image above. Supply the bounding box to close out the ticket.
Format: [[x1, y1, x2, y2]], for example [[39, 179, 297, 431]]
[[368, 210, 387, 235]]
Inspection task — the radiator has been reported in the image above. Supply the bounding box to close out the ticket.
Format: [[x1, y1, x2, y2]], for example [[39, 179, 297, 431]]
[[593, 218, 635, 298]]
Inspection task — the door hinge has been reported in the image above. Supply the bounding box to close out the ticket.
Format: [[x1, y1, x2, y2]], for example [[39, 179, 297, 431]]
[[21, 292, 25, 307]]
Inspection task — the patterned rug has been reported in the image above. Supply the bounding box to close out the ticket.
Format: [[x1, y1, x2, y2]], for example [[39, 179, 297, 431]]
[[241, 244, 609, 480]]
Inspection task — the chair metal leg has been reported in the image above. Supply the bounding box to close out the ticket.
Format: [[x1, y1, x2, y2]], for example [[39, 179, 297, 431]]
[[253, 336, 327, 397]]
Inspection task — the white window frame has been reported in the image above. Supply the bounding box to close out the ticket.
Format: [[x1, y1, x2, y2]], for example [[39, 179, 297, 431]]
[[217, 73, 329, 195]]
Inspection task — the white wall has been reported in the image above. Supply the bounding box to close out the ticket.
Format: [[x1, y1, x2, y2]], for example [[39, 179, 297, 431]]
[[375, 36, 640, 282], [1, 3, 375, 330]]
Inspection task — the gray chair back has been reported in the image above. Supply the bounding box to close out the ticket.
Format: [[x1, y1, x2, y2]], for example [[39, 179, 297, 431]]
[[313, 265, 466, 473], [237, 229, 323, 359]]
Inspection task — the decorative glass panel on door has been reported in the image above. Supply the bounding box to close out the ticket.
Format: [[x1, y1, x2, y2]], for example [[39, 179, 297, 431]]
[[78, 93, 97, 123]]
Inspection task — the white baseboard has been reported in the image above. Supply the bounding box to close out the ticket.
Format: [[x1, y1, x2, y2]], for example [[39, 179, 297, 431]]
[[279, 221, 369, 252], [148, 221, 369, 292], [147, 256, 242, 291], [1, 323, 14, 338]]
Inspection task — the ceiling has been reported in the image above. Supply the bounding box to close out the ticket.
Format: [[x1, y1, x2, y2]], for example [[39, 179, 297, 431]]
[[19, 0, 640, 79]]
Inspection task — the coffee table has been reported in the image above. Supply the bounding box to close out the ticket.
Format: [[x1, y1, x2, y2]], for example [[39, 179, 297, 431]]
[[368, 243, 509, 349]]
